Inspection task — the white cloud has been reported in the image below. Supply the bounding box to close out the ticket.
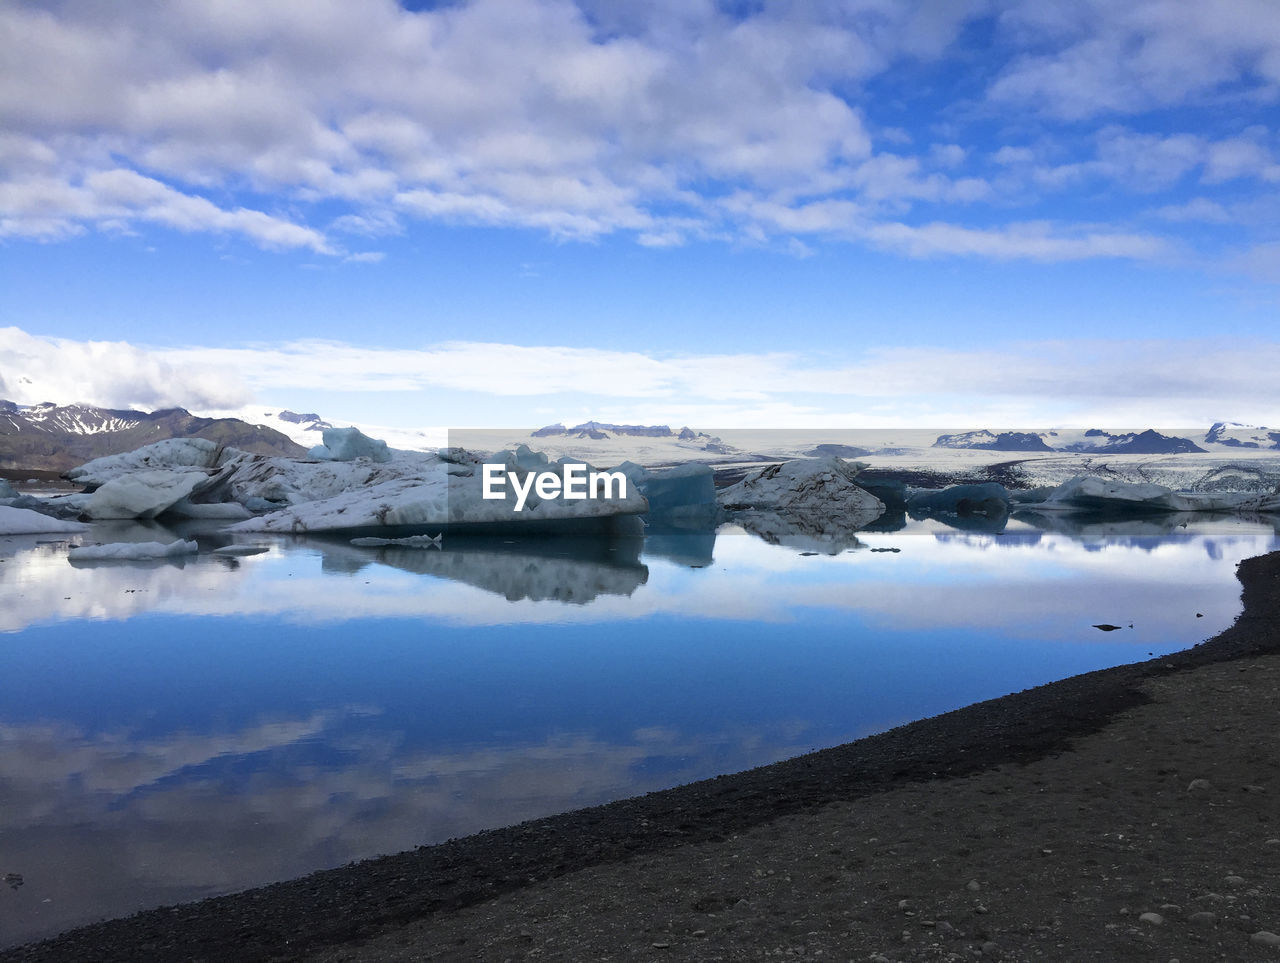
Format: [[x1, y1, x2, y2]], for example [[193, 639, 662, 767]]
[[3, 0, 1252, 267], [5, 327, 1278, 428], [862, 220, 1172, 262], [0, 327, 251, 411], [991, 0, 1280, 120]]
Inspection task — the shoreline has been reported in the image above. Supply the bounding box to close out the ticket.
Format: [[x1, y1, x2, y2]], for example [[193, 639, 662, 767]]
[[5, 550, 1279, 961]]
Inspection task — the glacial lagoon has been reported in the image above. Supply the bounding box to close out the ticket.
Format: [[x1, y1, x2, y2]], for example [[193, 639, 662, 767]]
[[1, 515, 1277, 947]]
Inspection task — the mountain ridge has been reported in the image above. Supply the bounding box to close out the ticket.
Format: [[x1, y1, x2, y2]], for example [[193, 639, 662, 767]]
[[0, 400, 307, 472]]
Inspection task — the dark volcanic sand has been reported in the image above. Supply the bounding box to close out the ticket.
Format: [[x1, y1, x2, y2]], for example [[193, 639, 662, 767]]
[[4, 553, 1280, 962]]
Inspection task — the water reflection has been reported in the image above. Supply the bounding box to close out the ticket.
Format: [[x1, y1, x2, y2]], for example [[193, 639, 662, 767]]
[[323, 534, 648, 603], [0, 517, 1277, 947]]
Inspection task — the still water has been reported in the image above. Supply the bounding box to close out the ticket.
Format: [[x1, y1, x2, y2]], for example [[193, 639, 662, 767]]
[[1, 515, 1276, 946]]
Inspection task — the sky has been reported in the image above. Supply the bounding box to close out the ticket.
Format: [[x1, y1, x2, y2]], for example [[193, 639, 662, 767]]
[[1, 0, 1279, 431]]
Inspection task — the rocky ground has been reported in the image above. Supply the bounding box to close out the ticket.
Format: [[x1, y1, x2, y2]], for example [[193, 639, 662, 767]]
[[4, 554, 1279, 963]]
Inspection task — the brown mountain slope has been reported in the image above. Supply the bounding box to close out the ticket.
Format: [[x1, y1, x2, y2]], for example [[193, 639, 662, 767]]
[[0, 401, 307, 473]]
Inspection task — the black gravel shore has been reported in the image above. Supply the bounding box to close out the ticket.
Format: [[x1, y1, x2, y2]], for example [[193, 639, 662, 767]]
[[5, 551, 1279, 963]]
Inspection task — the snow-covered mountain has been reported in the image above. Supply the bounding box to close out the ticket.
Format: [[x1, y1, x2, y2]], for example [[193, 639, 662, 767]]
[[1204, 422, 1280, 450], [933, 427, 1206, 455], [0, 400, 306, 472], [1058, 428, 1206, 455], [933, 430, 1054, 452]]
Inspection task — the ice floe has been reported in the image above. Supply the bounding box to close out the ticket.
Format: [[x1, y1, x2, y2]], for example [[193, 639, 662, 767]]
[[68, 539, 199, 561], [0, 505, 88, 535]]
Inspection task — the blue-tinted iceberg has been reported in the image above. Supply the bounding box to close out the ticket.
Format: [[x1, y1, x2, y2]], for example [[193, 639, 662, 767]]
[[307, 426, 392, 463], [617, 461, 720, 527], [907, 483, 1011, 519]]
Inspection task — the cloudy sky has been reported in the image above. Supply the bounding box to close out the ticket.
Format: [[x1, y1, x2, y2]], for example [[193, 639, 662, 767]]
[[1, 0, 1278, 429]]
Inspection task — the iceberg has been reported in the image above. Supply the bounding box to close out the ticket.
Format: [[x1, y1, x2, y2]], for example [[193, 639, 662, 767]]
[[229, 447, 648, 536], [65, 438, 223, 488], [718, 458, 884, 550], [68, 539, 199, 561], [0, 505, 88, 535], [616, 461, 720, 527], [1035, 475, 1280, 515], [719, 458, 881, 518], [83, 470, 212, 520], [164, 497, 254, 521], [307, 426, 392, 463], [907, 483, 1011, 519], [211, 544, 270, 556], [0, 478, 18, 500]]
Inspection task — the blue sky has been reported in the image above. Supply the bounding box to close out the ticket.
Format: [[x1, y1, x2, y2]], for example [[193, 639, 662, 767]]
[[1, 0, 1278, 429]]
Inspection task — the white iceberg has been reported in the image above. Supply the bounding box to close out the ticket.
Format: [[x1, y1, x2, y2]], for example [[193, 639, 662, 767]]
[[229, 448, 648, 536], [65, 438, 223, 488], [63, 437, 650, 536], [718, 458, 884, 550], [0, 505, 88, 535], [719, 458, 883, 523], [1038, 475, 1280, 514], [83, 469, 211, 520], [307, 426, 392, 463], [211, 544, 270, 556], [68, 539, 199, 561]]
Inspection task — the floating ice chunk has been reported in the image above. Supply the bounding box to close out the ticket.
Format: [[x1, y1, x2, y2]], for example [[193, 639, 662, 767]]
[[351, 534, 443, 548], [488, 444, 550, 472], [307, 427, 391, 463], [211, 544, 270, 556], [0, 505, 88, 535], [65, 438, 223, 488], [83, 470, 209, 520], [720, 458, 882, 518], [1037, 475, 1280, 514], [908, 483, 1011, 519], [165, 497, 253, 521], [68, 539, 199, 560], [230, 448, 648, 535], [719, 457, 884, 547], [0, 479, 17, 500], [616, 461, 719, 526]]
